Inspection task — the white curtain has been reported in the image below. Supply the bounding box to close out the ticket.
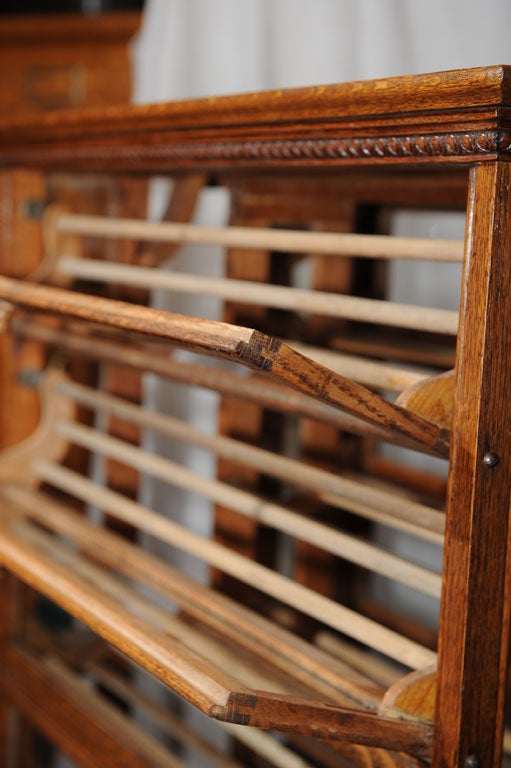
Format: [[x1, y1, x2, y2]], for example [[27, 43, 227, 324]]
[[133, 0, 511, 102]]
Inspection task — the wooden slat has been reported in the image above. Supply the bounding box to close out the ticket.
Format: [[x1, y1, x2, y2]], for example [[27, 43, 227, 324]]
[[11, 318, 442, 450], [0, 512, 246, 713], [0, 277, 449, 454], [0, 512, 432, 756], [53, 417, 442, 598], [25, 461, 437, 670], [57, 257, 460, 335], [55, 378, 445, 540], [55, 212, 464, 261], [1, 484, 382, 709]]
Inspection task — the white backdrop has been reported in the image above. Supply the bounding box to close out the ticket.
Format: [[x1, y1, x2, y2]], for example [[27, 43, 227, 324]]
[[133, 0, 511, 101]]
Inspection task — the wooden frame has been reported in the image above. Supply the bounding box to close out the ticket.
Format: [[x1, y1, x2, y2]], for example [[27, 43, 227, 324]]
[[0, 65, 510, 767]]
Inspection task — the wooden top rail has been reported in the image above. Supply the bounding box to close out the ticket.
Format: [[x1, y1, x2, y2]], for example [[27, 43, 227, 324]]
[[0, 66, 509, 171], [0, 277, 450, 455]]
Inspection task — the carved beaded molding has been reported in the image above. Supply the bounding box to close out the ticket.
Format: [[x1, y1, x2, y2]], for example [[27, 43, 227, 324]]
[[6, 129, 511, 166]]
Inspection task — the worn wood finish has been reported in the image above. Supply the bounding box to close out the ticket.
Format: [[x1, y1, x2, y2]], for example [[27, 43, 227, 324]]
[[434, 162, 511, 767], [0, 278, 449, 454], [2, 66, 511, 767], [0, 484, 383, 709]]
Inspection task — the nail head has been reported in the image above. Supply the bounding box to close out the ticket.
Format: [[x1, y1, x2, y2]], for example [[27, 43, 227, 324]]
[[483, 452, 499, 468]]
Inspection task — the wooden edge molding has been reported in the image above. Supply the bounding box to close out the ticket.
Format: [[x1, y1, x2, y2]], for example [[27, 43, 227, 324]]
[[1, 130, 510, 172]]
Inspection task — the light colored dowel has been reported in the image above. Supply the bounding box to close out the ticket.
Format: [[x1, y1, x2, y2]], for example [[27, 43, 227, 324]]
[[55, 379, 445, 541], [3, 483, 381, 708], [57, 257, 460, 335], [20, 521, 283, 695], [33, 458, 436, 669], [0, 514, 241, 712], [53, 418, 442, 598], [56, 213, 464, 262], [320, 492, 444, 546], [315, 632, 403, 688]]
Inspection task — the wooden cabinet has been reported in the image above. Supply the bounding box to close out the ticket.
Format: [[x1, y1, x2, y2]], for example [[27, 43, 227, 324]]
[[0, 66, 509, 768], [0, 12, 139, 117]]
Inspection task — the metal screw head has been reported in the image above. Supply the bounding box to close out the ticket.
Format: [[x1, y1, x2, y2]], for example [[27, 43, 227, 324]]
[[483, 452, 499, 468], [465, 754, 480, 768]]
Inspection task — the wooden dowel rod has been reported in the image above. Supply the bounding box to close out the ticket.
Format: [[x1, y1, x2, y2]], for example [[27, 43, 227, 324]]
[[19, 521, 283, 695], [0, 516, 245, 713], [12, 319, 439, 452], [56, 379, 445, 539], [314, 632, 403, 689], [320, 492, 444, 545], [56, 213, 464, 262], [53, 419, 442, 599], [3, 485, 382, 709], [57, 257, 460, 335], [33, 459, 436, 669], [0, 277, 449, 455]]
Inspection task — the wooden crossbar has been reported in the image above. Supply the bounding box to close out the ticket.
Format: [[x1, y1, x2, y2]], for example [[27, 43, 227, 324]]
[[56, 212, 464, 262], [57, 257, 460, 335]]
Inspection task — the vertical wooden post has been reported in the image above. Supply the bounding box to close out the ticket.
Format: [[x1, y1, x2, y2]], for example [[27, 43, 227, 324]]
[[435, 161, 511, 767]]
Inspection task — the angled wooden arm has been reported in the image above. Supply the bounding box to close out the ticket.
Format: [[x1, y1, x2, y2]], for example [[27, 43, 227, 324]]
[[0, 276, 450, 457]]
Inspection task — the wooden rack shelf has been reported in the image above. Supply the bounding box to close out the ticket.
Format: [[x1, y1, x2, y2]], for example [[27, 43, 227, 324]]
[[0, 65, 510, 768]]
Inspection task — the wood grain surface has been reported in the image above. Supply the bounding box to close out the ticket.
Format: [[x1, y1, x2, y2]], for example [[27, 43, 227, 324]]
[[435, 162, 511, 768]]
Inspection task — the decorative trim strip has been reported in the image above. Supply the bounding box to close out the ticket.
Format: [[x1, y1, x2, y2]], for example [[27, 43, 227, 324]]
[[4, 130, 511, 169], [164, 130, 502, 162]]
